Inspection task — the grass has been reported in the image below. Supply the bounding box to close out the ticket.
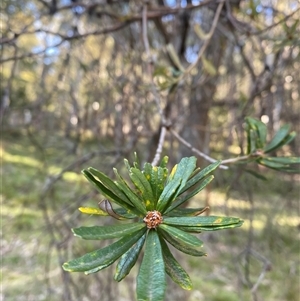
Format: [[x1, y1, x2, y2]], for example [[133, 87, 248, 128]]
[[2, 135, 299, 301]]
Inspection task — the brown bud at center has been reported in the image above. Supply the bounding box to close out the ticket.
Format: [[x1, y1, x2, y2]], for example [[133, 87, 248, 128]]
[[143, 210, 163, 229]]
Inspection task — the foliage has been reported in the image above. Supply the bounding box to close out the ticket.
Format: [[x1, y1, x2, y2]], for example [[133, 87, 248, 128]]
[[62, 156, 243, 301], [244, 117, 300, 173]]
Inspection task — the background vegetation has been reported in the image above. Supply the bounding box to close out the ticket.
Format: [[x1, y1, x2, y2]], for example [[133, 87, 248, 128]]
[[1, 0, 299, 300]]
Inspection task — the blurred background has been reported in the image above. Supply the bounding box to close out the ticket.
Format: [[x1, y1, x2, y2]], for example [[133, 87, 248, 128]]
[[1, 0, 299, 300]]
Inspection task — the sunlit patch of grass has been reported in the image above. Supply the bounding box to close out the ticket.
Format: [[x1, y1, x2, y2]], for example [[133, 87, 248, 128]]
[[62, 171, 82, 182], [3, 149, 41, 168]]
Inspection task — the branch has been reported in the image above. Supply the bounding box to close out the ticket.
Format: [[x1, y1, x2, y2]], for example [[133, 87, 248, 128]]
[[169, 128, 228, 169], [170, 127, 259, 169], [181, 0, 225, 79], [151, 126, 167, 166], [142, 1, 168, 166], [0, 0, 215, 63]]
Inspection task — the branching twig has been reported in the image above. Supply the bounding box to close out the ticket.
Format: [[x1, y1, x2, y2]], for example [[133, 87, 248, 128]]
[[170, 127, 257, 169], [170, 128, 228, 169], [142, 1, 168, 165], [151, 126, 167, 166], [180, 0, 225, 79]]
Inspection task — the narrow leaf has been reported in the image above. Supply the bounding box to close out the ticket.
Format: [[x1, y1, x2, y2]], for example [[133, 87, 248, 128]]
[[78, 206, 109, 216], [62, 228, 146, 273], [160, 238, 192, 290], [165, 207, 209, 217], [143, 162, 153, 183], [263, 124, 290, 153], [158, 227, 206, 257], [163, 216, 241, 227], [165, 175, 214, 214], [113, 168, 148, 215], [82, 170, 140, 216], [177, 220, 244, 232], [124, 159, 131, 171], [137, 230, 166, 301], [159, 224, 203, 247], [150, 166, 168, 207], [263, 156, 300, 164], [130, 168, 154, 210], [249, 129, 258, 153], [157, 157, 197, 212], [133, 152, 141, 169], [160, 156, 169, 168], [78, 206, 135, 219], [179, 161, 220, 194], [258, 158, 287, 169], [88, 168, 133, 206], [114, 233, 146, 282], [72, 223, 145, 240], [245, 117, 267, 148]]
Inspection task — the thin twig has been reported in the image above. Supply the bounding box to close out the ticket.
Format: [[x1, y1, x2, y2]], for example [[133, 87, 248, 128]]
[[250, 249, 272, 294], [142, 3, 150, 59], [170, 128, 228, 169], [170, 128, 255, 169], [221, 155, 251, 164], [151, 126, 167, 166]]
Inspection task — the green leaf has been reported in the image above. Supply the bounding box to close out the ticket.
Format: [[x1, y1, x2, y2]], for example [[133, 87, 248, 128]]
[[165, 175, 214, 213], [258, 158, 300, 173], [149, 166, 168, 207], [248, 129, 258, 154], [78, 206, 136, 219], [270, 131, 297, 152], [156, 179, 181, 212], [178, 161, 220, 194], [124, 158, 131, 171], [160, 156, 169, 168], [114, 233, 146, 282], [162, 216, 241, 227], [143, 162, 153, 183], [133, 152, 141, 169], [245, 117, 267, 148], [243, 169, 268, 181], [159, 224, 203, 247], [137, 230, 166, 301], [113, 168, 148, 215], [157, 157, 197, 212], [130, 168, 155, 210], [82, 169, 140, 216], [258, 158, 287, 169], [263, 124, 291, 153], [72, 223, 145, 240], [62, 228, 147, 274], [160, 238, 192, 290], [276, 131, 296, 148], [88, 168, 133, 205], [263, 157, 300, 164], [177, 220, 244, 232], [165, 207, 209, 217], [158, 227, 206, 257]]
